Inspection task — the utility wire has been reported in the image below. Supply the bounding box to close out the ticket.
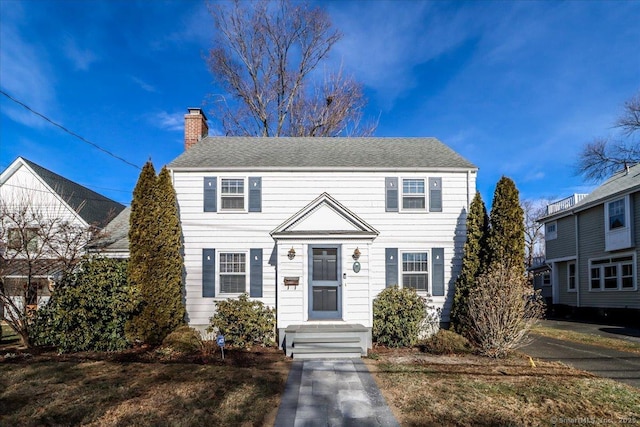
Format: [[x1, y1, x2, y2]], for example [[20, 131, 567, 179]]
[[1, 89, 141, 170]]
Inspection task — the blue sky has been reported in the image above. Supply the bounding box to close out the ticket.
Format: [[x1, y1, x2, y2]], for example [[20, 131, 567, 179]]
[[1, 0, 639, 207]]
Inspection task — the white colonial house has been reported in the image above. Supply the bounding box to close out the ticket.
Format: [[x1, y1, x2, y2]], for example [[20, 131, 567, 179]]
[[168, 108, 477, 357]]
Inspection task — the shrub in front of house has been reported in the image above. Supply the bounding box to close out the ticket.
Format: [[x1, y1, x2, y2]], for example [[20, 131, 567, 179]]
[[207, 293, 275, 349], [161, 325, 204, 354], [31, 257, 131, 352], [419, 329, 472, 355], [465, 264, 545, 358], [373, 286, 428, 347]]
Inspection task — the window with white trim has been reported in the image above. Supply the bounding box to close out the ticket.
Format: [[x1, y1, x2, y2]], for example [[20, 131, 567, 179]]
[[402, 252, 428, 291], [604, 195, 632, 251], [546, 222, 557, 240], [608, 199, 625, 230], [568, 262, 576, 291], [221, 178, 245, 211], [401, 179, 426, 210], [219, 252, 246, 293], [589, 255, 636, 291]]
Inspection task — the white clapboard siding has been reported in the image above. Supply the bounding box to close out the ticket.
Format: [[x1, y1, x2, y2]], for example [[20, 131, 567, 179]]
[[175, 170, 475, 329]]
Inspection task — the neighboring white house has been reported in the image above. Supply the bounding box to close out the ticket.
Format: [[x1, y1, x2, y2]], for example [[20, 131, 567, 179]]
[[0, 157, 125, 313], [167, 108, 478, 357], [539, 164, 640, 322]]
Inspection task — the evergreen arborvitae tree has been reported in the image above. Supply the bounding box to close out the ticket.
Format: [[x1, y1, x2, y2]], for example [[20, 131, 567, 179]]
[[486, 176, 525, 276], [154, 166, 186, 335], [126, 162, 185, 345], [451, 191, 489, 335]]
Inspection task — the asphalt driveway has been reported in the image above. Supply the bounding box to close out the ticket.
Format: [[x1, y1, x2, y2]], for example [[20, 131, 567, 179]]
[[522, 320, 640, 389]]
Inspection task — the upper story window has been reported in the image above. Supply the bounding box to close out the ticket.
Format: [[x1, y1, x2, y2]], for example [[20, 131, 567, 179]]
[[402, 179, 426, 210], [402, 252, 428, 291], [589, 254, 635, 291], [604, 195, 632, 251], [219, 252, 246, 293], [221, 178, 245, 211], [545, 222, 557, 240], [608, 199, 625, 229]]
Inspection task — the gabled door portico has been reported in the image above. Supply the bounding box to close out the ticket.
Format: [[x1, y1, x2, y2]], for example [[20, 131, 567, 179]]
[[271, 193, 379, 334]]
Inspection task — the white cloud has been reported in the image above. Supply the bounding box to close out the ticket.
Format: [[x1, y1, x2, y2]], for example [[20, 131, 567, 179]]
[[0, 3, 56, 128], [63, 36, 99, 71], [131, 76, 158, 93], [151, 111, 184, 132], [327, 1, 482, 108]]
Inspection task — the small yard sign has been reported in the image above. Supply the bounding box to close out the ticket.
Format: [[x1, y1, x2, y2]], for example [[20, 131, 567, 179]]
[[217, 335, 225, 359]]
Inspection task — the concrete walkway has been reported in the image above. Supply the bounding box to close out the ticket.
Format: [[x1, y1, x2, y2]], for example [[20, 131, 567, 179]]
[[274, 359, 400, 427]]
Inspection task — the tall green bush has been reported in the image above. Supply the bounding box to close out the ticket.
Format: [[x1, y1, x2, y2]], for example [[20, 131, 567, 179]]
[[126, 162, 186, 346], [31, 257, 130, 352], [372, 286, 429, 347], [207, 294, 275, 348], [451, 191, 489, 335], [487, 176, 525, 275]]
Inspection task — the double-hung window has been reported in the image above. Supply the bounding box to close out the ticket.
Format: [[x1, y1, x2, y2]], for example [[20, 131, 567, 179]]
[[219, 252, 246, 293], [221, 178, 245, 211], [589, 255, 635, 291], [608, 199, 625, 229], [402, 179, 426, 210], [567, 262, 576, 291], [604, 196, 632, 251], [546, 222, 557, 240], [402, 252, 428, 291]]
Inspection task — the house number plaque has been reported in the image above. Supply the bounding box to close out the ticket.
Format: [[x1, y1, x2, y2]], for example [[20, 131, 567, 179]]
[[353, 262, 361, 273]]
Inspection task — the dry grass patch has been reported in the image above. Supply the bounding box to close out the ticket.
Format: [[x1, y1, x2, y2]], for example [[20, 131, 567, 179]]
[[531, 325, 640, 355], [0, 347, 290, 427], [366, 348, 640, 427]]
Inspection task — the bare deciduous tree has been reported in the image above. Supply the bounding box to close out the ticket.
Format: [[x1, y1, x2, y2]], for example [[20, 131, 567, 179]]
[[577, 91, 640, 182], [522, 198, 549, 279], [0, 190, 95, 347], [207, 0, 375, 137]]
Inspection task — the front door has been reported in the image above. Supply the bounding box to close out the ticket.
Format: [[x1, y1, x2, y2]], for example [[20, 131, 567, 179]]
[[308, 245, 342, 319]]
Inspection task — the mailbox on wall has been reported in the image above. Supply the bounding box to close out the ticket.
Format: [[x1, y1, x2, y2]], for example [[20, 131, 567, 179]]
[[284, 277, 299, 287]]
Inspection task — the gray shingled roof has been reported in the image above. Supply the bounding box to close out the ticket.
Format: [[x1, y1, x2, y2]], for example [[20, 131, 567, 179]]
[[573, 163, 640, 211], [168, 137, 477, 170], [87, 206, 130, 252], [22, 158, 125, 227], [543, 163, 640, 220]]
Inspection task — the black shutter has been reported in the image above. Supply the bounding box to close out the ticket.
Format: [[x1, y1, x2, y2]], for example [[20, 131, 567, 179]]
[[429, 177, 442, 212], [385, 177, 398, 212], [203, 249, 216, 297], [250, 248, 263, 297], [204, 177, 217, 212], [432, 248, 444, 296], [248, 177, 262, 212], [385, 248, 398, 288]]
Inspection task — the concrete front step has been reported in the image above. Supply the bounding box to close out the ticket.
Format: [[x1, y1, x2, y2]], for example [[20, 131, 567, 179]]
[[292, 346, 363, 359], [283, 323, 371, 358]]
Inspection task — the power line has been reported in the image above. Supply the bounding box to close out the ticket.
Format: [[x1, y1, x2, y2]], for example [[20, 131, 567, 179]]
[[1, 89, 141, 170]]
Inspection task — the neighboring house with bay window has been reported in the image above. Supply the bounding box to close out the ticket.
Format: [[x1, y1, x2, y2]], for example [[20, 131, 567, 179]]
[[167, 108, 477, 358], [539, 164, 640, 322]]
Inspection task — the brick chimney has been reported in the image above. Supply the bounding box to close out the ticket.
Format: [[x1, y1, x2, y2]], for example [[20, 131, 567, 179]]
[[184, 108, 208, 150]]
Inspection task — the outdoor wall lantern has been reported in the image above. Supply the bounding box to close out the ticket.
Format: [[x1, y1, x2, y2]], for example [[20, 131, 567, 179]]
[[352, 247, 361, 260], [288, 247, 296, 260]]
